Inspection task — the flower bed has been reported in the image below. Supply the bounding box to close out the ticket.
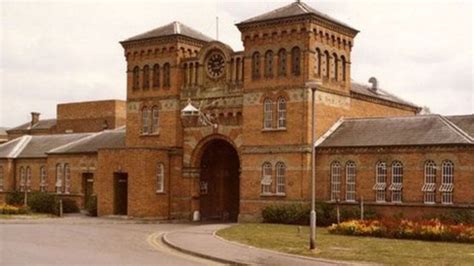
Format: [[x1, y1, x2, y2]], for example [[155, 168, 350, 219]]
[[0, 204, 30, 215], [328, 219, 474, 243]]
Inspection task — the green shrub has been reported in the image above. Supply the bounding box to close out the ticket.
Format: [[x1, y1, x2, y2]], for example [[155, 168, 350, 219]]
[[86, 195, 97, 217], [262, 204, 310, 225], [28, 192, 57, 214], [6, 191, 24, 205], [61, 198, 79, 213]]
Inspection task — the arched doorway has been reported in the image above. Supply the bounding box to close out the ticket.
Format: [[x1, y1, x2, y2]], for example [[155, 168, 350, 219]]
[[199, 139, 240, 221]]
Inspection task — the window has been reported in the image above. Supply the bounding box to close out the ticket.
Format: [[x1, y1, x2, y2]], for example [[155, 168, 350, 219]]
[[263, 98, 273, 129], [440, 160, 454, 204], [0, 166, 3, 191], [341, 56, 346, 81], [64, 164, 70, 194], [291, 47, 301, 76], [277, 97, 286, 129], [55, 164, 63, 194], [276, 162, 286, 195], [142, 107, 150, 134], [315, 48, 321, 76], [264, 50, 273, 78], [373, 161, 387, 202], [324, 51, 330, 78], [156, 163, 164, 193], [151, 106, 159, 134], [40, 166, 47, 192], [152, 64, 160, 88], [19, 166, 25, 192], [277, 49, 287, 76], [333, 53, 338, 81], [163, 63, 170, 87], [26, 166, 32, 192], [330, 161, 341, 201], [252, 52, 261, 79], [346, 161, 356, 202], [261, 162, 272, 195], [132, 66, 140, 90], [422, 161, 436, 204], [390, 161, 403, 203], [142, 65, 150, 89]]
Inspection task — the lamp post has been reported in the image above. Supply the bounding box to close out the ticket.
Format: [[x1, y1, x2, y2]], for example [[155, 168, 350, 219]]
[[306, 80, 321, 250]]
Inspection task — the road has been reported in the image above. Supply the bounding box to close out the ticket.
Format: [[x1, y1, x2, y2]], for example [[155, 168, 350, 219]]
[[0, 220, 220, 265]]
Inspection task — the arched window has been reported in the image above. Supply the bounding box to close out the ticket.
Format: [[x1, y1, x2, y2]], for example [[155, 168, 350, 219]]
[[132, 66, 140, 90], [263, 98, 273, 129], [151, 106, 159, 134], [277, 49, 287, 76], [261, 162, 272, 195], [341, 56, 347, 81], [0, 166, 4, 191], [264, 50, 273, 78], [291, 47, 301, 76], [324, 51, 330, 78], [152, 64, 160, 88], [26, 166, 31, 192], [40, 166, 47, 192], [156, 163, 164, 193], [19, 166, 25, 192], [390, 161, 403, 203], [63, 164, 71, 194], [333, 53, 338, 81], [142, 107, 150, 134], [252, 52, 261, 79], [277, 97, 286, 129], [55, 164, 63, 194], [163, 63, 170, 87], [315, 48, 321, 77], [276, 162, 286, 195], [345, 161, 356, 202], [142, 65, 150, 89], [236, 58, 241, 81], [422, 161, 436, 204], [440, 160, 454, 204], [373, 161, 387, 202], [330, 161, 341, 201]]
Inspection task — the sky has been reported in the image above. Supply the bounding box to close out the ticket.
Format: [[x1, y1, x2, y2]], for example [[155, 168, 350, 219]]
[[0, 0, 472, 127]]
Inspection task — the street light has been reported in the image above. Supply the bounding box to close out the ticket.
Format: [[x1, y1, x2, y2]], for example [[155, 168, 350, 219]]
[[305, 80, 322, 250]]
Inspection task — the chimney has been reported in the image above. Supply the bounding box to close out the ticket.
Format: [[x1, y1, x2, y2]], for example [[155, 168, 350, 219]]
[[31, 112, 40, 126]]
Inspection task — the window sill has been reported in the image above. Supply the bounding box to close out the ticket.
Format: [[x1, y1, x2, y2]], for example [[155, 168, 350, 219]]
[[260, 193, 286, 197], [140, 132, 160, 137], [156, 191, 165, 194], [261, 128, 287, 132]]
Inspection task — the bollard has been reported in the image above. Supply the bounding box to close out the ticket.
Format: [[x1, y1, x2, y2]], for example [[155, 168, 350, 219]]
[[59, 199, 63, 217], [360, 196, 364, 220]]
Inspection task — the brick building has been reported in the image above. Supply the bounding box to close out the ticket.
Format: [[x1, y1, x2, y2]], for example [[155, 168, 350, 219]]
[[0, 1, 472, 221]]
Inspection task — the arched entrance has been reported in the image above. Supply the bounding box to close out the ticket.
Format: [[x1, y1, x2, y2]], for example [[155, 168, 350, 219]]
[[199, 139, 240, 221]]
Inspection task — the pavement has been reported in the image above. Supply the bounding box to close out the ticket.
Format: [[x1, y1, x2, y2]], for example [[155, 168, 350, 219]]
[[162, 223, 354, 265]]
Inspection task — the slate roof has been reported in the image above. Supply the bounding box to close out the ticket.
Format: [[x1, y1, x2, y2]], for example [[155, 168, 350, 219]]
[[7, 119, 57, 132], [0, 133, 92, 159], [317, 115, 474, 148], [351, 82, 419, 110], [123, 21, 213, 43], [49, 128, 126, 154], [0, 127, 7, 140], [446, 115, 474, 137], [238, 1, 358, 32]]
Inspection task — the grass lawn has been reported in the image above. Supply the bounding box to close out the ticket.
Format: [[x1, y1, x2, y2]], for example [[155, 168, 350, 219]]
[[217, 224, 474, 265]]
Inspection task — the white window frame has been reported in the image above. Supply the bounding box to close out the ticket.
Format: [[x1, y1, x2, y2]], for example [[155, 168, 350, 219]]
[[390, 161, 403, 203], [374, 161, 387, 202], [330, 161, 341, 201], [19, 166, 26, 192], [423, 161, 436, 204], [39, 166, 47, 192], [56, 164, 63, 194], [142, 107, 150, 134], [441, 160, 454, 204], [261, 162, 272, 195], [263, 99, 273, 129], [345, 161, 356, 202], [26, 166, 32, 192], [63, 164, 71, 194], [151, 107, 160, 134], [277, 97, 286, 129], [156, 163, 164, 193], [275, 162, 286, 195]]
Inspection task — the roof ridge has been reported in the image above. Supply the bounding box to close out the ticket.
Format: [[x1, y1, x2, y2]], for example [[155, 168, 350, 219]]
[[8, 135, 32, 158], [438, 115, 473, 143], [343, 115, 437, 122], [47, 132, 98, 154]]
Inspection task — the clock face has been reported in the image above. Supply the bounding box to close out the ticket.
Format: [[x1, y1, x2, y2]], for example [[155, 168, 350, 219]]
[[206, 53, 225, 79]]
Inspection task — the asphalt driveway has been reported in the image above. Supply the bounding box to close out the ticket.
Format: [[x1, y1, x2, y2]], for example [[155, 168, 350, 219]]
[[0, 217, 220, 265]]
